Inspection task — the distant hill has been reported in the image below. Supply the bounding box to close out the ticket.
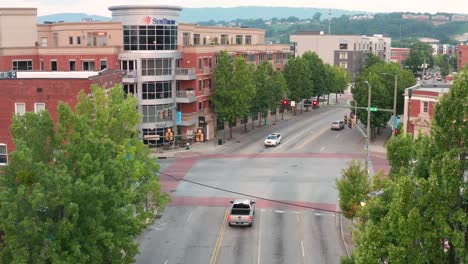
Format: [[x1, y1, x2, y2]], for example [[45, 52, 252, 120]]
[[37, 7, 362, 24], [37, 13, 110, 23]]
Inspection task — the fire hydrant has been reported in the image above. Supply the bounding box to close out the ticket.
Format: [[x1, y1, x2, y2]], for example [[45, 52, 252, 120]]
[[186, 142, 190, 150]]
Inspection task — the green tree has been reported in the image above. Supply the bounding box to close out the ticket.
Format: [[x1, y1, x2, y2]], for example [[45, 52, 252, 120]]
[[267, 71, 289, 121], [326, 65, 349, 103], [284, 57, 312, 114], [405, 42, 434, 75], [252, 61, 274, 127], [231, 56, 256, 134], [303, 51, 326, 107], [335, 160, 370, 219], [364, 53, 384, 69], [0, 85, 169, 263], [212, 51, 235, 138]]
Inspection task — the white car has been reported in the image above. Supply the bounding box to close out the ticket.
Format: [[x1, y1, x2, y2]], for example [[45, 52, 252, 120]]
[[264, 133, 281, 147]]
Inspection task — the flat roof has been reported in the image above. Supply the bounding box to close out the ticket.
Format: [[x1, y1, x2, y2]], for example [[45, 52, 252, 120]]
[[16, 71, 101, 79], [108, 5, 182, 11]]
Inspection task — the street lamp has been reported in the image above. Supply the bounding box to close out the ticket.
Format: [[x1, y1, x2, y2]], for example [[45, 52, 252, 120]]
[[364, 81, 372, 175], [380, 73, 398, 134]]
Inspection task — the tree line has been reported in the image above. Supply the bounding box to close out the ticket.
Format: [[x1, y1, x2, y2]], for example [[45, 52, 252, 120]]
[[211, 51, 349, 138]]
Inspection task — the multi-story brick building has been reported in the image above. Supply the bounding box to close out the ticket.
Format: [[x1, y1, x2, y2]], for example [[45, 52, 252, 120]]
[[390, 47, 410, 66], [458, 44, 468, 70], [402, 83, 451, 138], [290, 32, 391, 80], [0, 6, 291, 162]]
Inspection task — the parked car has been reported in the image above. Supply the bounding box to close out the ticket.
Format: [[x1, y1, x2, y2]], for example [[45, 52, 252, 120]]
[[331, 121, 345, 130], [228, 199, 255, 227], [264, 133, 282, 147]]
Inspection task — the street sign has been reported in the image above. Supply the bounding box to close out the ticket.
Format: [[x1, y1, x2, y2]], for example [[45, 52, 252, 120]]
[[370, 107, 377, 112], [290, 101, 296, 107]]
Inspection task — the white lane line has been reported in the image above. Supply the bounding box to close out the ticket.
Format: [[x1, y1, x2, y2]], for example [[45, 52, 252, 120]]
[[185, 211, 193, 224], [335, 134, 339, 138], [296, 214, 300, 224], [301, 240, 305, 257], [257, 210, 262, 264], [320, 146, 325, 152], [164, 260, 168, 264]]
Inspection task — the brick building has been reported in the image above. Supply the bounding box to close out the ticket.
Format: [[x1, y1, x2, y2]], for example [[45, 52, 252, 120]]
[[403, 84, 451, 138], [390, 47, 410, 66], [458, 44, 468, 71]]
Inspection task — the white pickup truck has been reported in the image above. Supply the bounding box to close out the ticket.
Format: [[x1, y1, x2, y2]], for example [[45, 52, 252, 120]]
[[228, 199, 255, 227]]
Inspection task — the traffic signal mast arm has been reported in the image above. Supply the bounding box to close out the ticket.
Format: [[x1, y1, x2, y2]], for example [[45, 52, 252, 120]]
[[327, 104, 394, 113]]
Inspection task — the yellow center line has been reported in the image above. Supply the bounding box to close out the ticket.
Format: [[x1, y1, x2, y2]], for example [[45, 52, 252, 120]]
[[210, 209, 228, 264], [295, 126, 330, 150]]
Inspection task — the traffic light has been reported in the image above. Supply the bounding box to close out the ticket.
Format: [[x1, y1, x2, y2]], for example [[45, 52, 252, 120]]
[[394, 129, 399, 135], [312, 100, 318, 107], [282, 99, 289, 107]]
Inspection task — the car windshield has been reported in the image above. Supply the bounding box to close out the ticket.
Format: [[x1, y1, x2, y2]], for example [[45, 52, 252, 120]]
[[267, 135, 277, 139], [332, 122, 339, 125]]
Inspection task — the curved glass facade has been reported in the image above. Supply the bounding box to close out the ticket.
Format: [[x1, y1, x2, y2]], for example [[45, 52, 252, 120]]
[[123, 25, 177, 51]]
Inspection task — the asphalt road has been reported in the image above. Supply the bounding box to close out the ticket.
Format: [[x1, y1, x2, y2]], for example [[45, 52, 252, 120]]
[[136, 101, 364, 264]]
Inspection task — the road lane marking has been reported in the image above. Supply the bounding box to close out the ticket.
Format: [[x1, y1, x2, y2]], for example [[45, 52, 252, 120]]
[[320, 146, 325, 152], [301, 240, 305, 257], [210, 210, 228, 264], [273, 118, 329, 152], [295, 126, 330, 150], [185, 211, 193, 224], [296, 214, 300, 224], [164, 260, 168, 264], [257, 209, 262, 264], [335, 134, 339, 138]]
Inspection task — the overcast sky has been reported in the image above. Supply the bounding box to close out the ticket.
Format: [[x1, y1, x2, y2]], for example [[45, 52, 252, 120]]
[[3, 0, 468, 16]]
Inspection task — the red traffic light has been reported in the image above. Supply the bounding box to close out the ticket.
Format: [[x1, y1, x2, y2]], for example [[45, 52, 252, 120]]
[[394, 129, 399, 135], [312, 100, 318, 106], [282, 99, 289, 106]]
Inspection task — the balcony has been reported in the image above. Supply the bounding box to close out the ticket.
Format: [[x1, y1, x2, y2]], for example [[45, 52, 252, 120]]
[[202, 66, 213, 74], [122, 70, 137, 82], [203, 88, 212, 96], [175, 67, 196, 80], [176, 89, 196, 103]]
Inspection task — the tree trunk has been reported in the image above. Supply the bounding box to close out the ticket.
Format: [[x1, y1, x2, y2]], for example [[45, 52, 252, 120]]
[[244, 121, 247, 133], [229, 125, 233, 139], [327, 94, 330, 105], [259, 113, 262, 127], [335, 93, 338, 103]]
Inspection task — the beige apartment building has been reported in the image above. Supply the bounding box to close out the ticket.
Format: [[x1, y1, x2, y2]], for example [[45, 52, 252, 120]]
[[290, 32, 391, 80]]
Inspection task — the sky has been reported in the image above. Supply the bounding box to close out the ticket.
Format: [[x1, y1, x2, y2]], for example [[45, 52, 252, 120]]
[[3, 0, 468, 17]]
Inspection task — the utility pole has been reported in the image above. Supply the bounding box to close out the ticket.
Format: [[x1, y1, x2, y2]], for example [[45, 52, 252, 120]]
[[393, 75, 398, 133], [365, 81, 372, 175], [328, 9, 332, 35]]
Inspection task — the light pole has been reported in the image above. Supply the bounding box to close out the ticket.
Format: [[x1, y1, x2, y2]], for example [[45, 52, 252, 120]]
[[364, 81, 372, 175], [380, 73, 398, 134], [349, 99, 358, 126]]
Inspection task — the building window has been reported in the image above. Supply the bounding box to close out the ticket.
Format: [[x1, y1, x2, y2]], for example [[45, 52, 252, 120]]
[[198, 102, 203, 111], [69, 60, 76, 71], [82, 60, 95, 71], [267, 53, 273, 60], [69, 36, 73, 45], [15, 103, 26, 116], [183, 32, 190, 46], [100, 60, 107, 70], [339, 43, 348, 50], [275, 53, 281, 63], [123, 25, 177, 51], [208, 79, 212, 89], [194, 34, 200, 45], [51, 60, 58, 71], [123, 83, 137, 97], [53, 32, 58, 47], [241, 117, 248, 125], [35, 103, 46, 113], [259, 53, 264, 62], [209, 58, 212, 68], [423, 101, 429, 113], [221, 34, 228, 45], [13, 60, 32, 71], [87, 32, 107, 47], [142, 81, 172, 99], [142, 104, 172, 123], [252, 112, 259, 121], [198, 80, 203, 91], [339, 62, 348, 69], [339, 52, 348, 60], [40, 60, 44, 71], [249, 54, 255, 61], [245, 35, 252, 45], [236, 35, 242, 45], [0, 144, 7, 165], [77, 36, 81, 45], [41, 37, 48, 47], [198, 58, 203, 69], [141, 58, 172, 76]]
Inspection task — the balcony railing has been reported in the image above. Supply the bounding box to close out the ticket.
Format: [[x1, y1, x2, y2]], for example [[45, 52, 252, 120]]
[[123, 70, 137, 78], [202, 66, 212, 74], [175, 67, 196, 80], [176, 89, 196, 103], [203, 88, 211, 96]]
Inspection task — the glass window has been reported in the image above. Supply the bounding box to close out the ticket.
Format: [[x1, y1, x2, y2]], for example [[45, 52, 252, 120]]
[[69, 60, 76, 71], [100, 60, 107, 70], [339, 61, 348, 69], [13, 60, 32, 71], [142, 104, 173, 123], [221, 34, 228, 45], [82, 61, 95, 71], [77, 36, 81, 45], [267, 53, 273, 60], [339, 52, 348, 60], [245, 35, 252, 45], [183, 32, 190, 46], [15, 103, 26, 116], [259, 53, 264, 62], [124, 25, 177, 51], [123, 83, 137, 97], [141, 58, 172, 76], [339, 43, 348, 50], [194, 34, 200, 45], [41, 37, 48, 47], [0, 144, 7, 165], [236, 35, 242, 45], [35, 103, 46, 113], [51, 60, 58, 71], [69, 36, 73, 45], [423, 101, 429, 113], [198, 80, 203, 91], [142, 81, 172, 99]]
